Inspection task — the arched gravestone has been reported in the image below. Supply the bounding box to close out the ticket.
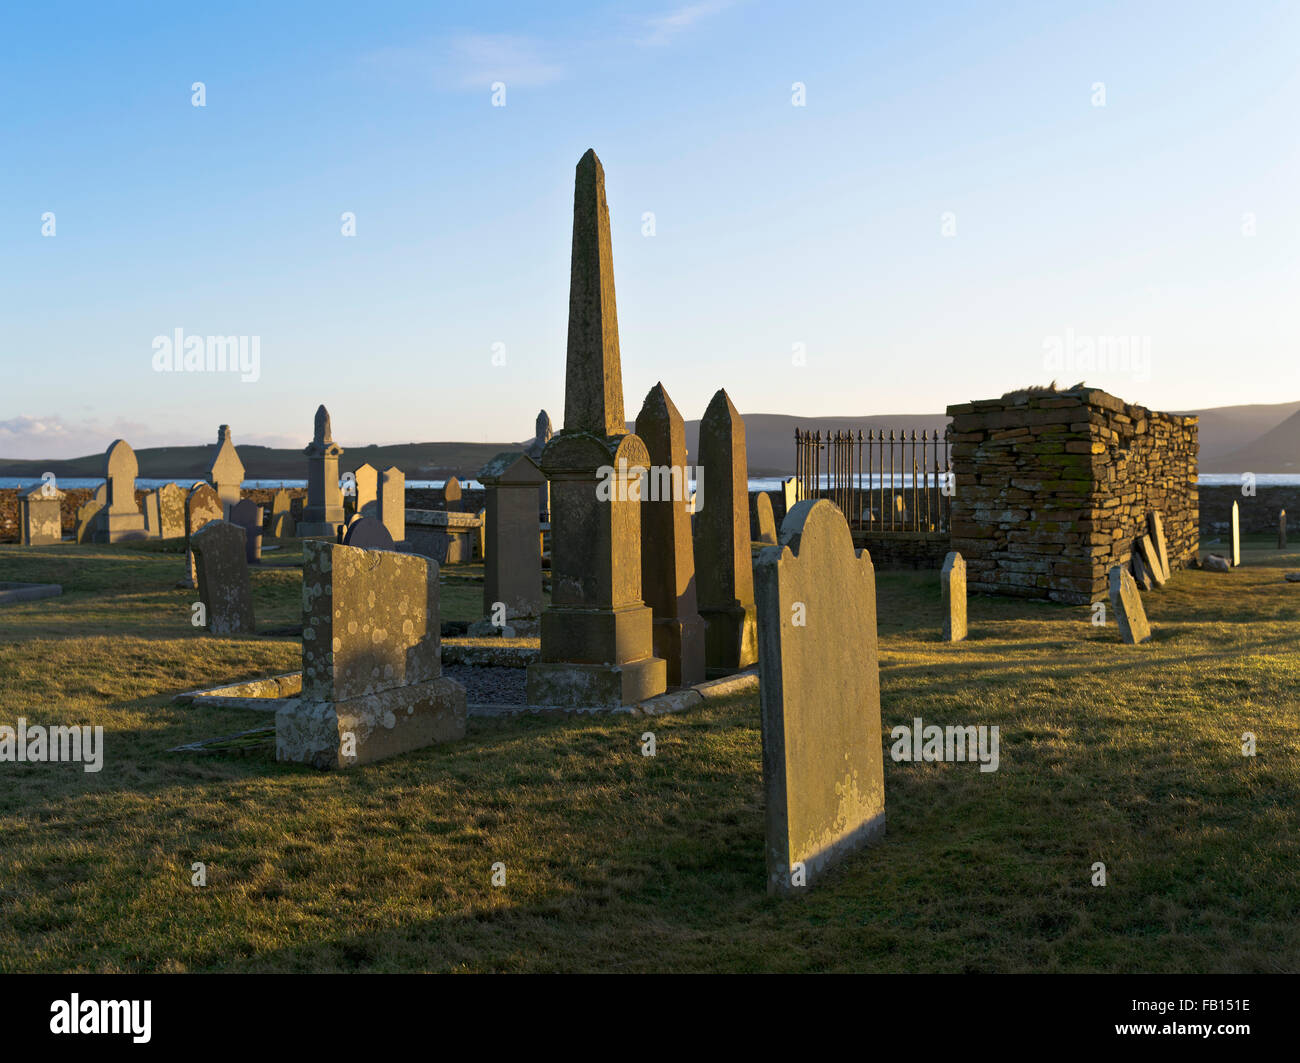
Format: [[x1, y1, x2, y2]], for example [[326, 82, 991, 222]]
[[352, 463, 378, 519], [270, 489, 294, 538], [228, 499, 264, 563], [184, 483, 224, 587], [100, 439, 147, 542], [442, 476, 462, 512], [754, 499, 885, 896], [751, 491, 777, 545], [75, 485, 107, 544], [343, 515, 395, 551]]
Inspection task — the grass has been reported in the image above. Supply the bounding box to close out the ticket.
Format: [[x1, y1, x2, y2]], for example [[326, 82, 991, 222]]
[[0, 535, 1297, 973]]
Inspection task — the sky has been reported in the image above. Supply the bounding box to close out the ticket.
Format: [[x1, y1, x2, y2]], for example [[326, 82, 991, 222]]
[[1, 0, 1297, 459]]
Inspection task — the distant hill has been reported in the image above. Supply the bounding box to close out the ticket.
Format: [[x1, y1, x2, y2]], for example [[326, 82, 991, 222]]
[[1210, 409, 1300, 473], [2, 399, 1296, 479]]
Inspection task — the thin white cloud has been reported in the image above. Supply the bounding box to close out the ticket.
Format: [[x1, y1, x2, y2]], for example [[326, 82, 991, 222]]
[[640, 0, 736, 46], [360, 33, 567, 92], [0, 414, 298, 461]]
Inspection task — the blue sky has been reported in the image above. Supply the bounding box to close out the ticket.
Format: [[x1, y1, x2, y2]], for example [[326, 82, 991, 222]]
[[2, 0, 1297, 458]]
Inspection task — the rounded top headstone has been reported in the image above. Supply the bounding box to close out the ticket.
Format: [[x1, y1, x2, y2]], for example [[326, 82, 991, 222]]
[[342, 516, 396, 551]]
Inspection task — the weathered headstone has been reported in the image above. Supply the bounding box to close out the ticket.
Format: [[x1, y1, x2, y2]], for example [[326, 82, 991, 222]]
[[342, 515, 395, 551], [941, 550, 967, 641], [1146, 511, 1171, 581], [207, 425, 245, 517], [141, 489, 162, 538], [525, 149, 667, 708], [1130, 549, 1154, 592], [1280, 510, 1287, 549], [1108, 564, 1150, 644], [635, 383, 706, 688], [1231, 500, 1241, 567], [442, 476, 462, 512], [300, 405, 345, 538], [184, 483, 224, 587], [780, 476, 800, 521], [158, 482, 186, 538], [472, 451, 545, 635], [527, 410, 553, 521], [191, 519, 255, 634], [754, 499, 885, 896], [229, 499, 264, 563], [352, 463, 378, 518], [19, 482, 64, 545], [751, 492, 777, 545], [74, 488, 105, 544], [379, 466, 405, 544], [693, 388, 758, 675], [269, 489, 294, 538], [98, 440, 147, 542], [277, 540, 467, 768], [1136, 534, 1166, 588]]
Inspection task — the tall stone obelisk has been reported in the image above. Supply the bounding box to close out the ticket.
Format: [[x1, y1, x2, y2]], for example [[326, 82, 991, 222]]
[[525, 150, 667, 708], [300, 405, 345, 539]]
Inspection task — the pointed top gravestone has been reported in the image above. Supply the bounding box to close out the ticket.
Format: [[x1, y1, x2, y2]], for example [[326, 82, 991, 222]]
[[314, 404, 333, 444], [353, 463, 378, 517], [564, 149, 625, 437], [207, 426, 245, 515], [442, 476, 462, 511], [693, 387, 757, 673], [635, 382, 706, 688]]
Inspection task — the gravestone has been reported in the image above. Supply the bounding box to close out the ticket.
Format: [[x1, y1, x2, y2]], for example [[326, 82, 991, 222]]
[[473, 451, 545, 634], [158, 483, 186, 538], [941, 550, 967, 641], [184, 483, 224, 587], [229, 499, 264, 563], [277, 540, 467, 768], [442, 476, 462, 512], [635, 383, 706, 688], [754, 499, 885, 896], [1146, 511, 1171, 581], [1130, 549, 1154, 592], [693, 388, 758, 675], [19, 482, 64, 545], [352, 463, 378, 519], [342, 515, 395, 551], [207, 425, 245, 517], [1280, 510, 1287, 550], [1231, 500, 1241, 567], [141, 490, 162, 538], [301, 405, 345, 538], [99, 440, 147, 542], [751, 492, 777, 545], [528, 410, 553, 521], [1135, 534, 1166, 588], [1108, 565, 1150, 644], [74, 487, 106, 544], [525, 149, 667, 708], [379, 466, 405, 543], [779, 477, 800, 522], [474, 507, 487, 560], [191, 519, 255, 635], [269, 489, 294, 538]]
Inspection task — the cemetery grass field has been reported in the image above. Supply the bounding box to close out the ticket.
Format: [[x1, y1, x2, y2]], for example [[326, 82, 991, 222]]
[[1, 537, 1297, 974]]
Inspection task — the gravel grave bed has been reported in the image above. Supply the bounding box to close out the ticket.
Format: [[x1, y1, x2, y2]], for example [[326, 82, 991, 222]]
[[444, 664, 528, 705]]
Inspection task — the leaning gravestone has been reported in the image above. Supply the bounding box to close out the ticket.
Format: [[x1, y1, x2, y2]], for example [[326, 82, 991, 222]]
[[1136, 533, 1166, 588], [20, 482, 64, 545], [342, 515, 395, 551], [1130, 549, 1154, 592], [191, 519, 256, 635], [693, 388, 758, 674], [1108, 564, 1150, 644], [941, 550, 967, 641], [754, 499, 885, 896], [752, 492, 777, 545], [442, 476, 462, 512], [1231, 500, 1241, 567], [158, 482, 186, 538], [229, 499, 263, 563], [99, 439, 147, 542], [184, 483, 224, 587], [1280, 510, 1287, 550], [1146, 511, 1171, 580], [276, 540, 467, 769]]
